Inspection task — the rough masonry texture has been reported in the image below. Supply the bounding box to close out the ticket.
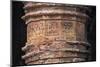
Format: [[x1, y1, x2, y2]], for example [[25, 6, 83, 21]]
[[22, 2, 91, 65]]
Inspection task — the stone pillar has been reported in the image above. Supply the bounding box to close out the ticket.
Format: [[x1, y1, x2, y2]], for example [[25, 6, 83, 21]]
[[22, 2, 91, 65]]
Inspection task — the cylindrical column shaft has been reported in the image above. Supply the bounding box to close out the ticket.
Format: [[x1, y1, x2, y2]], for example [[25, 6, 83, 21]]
[[22, 2, 91, 65]]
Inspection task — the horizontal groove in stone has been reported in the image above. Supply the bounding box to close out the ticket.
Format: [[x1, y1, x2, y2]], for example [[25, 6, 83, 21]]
[[24, 51, 87, 63], [23, 2, 91, 12], [26, 57, 85, 64], [22, 10, 89, 21], [26, 18, 86, 24], [22, 48, 89, 59], [22, 40, 90, 52]]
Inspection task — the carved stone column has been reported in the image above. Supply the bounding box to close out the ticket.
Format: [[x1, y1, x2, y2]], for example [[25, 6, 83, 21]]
[[22, 2, 91, 65]]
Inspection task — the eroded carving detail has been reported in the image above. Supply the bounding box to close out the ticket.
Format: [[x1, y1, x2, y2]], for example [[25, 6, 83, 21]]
[[22, 2, 91, 65]]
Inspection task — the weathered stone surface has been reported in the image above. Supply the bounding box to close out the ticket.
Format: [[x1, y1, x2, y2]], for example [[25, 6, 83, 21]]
[[22, 2, 91, 65]]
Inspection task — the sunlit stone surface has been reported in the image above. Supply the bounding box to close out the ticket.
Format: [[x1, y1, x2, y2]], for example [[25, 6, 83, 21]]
[[22, 2, 91, 65]]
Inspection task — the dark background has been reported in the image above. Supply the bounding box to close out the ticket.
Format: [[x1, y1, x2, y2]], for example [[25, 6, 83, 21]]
[[12, 1, 26, 66], [12, 1, 96, 66]]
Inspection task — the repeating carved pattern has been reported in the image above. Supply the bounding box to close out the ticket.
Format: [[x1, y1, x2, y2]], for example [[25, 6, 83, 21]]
[[22, 2, 91, 65], [62, 22, 73, 30]]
